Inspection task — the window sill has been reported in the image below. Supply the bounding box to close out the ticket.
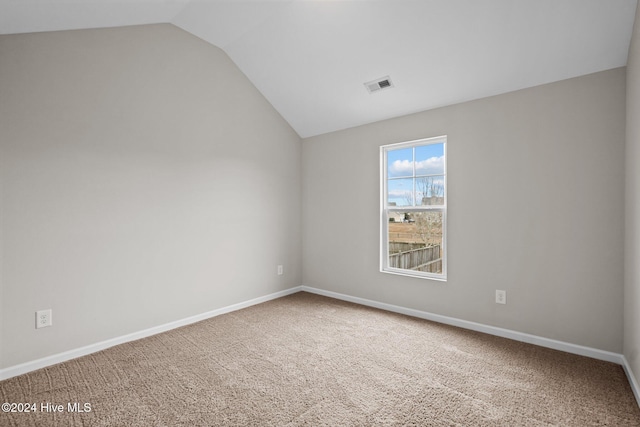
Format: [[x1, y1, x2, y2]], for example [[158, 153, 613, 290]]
[[380, 268, 447, 282]]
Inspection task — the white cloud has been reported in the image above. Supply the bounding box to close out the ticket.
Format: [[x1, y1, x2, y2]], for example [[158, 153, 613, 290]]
[[389, 189, 412, 198], [416, 156, 444, 176], [389, 156, 444, 177], [389, 160, 413, 177]]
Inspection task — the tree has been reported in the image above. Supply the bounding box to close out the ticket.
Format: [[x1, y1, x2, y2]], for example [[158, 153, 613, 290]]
[[417, 176, 444, 205], [414, 211, 442, 246], [414, 177, 444, 245]]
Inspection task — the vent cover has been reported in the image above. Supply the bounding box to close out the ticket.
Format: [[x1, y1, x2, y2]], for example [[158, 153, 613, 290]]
[[364, 76, 394, 94]]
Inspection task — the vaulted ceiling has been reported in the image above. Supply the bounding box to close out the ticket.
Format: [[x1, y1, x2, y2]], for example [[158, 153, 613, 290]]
[[1, 0, 637, 137]]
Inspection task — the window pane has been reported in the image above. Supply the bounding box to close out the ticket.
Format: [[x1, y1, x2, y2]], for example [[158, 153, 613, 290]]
[[381, 136, 447, 280], [388, 211, 443, 274], [388, 178, 414, 206], [415, 143, 444, 176], [416, 175, 445, 206], [387, 147, 413, 178]]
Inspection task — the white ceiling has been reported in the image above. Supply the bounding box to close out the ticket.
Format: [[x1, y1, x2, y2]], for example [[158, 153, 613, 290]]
[[1, 0, 637, 138]]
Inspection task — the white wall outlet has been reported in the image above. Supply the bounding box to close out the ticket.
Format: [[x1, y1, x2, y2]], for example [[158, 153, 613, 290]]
[[277, 265, 284, 275], [495, 290, 507, 305], [36, 309, 52, 329]]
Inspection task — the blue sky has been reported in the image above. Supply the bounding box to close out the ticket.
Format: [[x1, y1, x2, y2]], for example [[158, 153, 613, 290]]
[[387, 143, 445, 207]]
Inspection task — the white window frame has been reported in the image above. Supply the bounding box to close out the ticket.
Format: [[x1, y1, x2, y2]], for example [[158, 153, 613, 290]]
[[380, 135, 447, 281]]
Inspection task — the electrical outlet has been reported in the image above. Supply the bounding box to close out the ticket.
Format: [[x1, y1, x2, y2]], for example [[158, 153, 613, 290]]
[[495, 290, 507, 305], [277, 265, 284, 275], [36, 309, 52, 329]]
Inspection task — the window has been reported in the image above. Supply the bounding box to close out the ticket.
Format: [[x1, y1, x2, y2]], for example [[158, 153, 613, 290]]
[[380, 136, 447, 280]]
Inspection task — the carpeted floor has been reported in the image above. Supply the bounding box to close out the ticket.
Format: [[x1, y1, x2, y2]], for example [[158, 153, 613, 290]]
[[1, 292, 639, 426]]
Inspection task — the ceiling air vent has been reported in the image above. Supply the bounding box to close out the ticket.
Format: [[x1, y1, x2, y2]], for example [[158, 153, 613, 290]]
[[365, 76, 394, 94]]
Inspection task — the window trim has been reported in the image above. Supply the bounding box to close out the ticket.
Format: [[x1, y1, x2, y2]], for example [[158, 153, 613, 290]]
[[380, 135, 447, 281]]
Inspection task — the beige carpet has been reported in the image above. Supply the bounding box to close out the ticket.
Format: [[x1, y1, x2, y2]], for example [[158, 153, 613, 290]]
[[1, 292, 639, 426]]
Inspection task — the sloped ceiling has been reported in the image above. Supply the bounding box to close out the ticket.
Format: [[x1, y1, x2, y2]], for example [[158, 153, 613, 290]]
[[1, 0, 637, 138]]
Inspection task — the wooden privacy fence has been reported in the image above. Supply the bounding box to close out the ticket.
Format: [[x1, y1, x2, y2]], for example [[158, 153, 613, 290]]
[[389, 242, 429, 253], [389, 244, 442, 273]]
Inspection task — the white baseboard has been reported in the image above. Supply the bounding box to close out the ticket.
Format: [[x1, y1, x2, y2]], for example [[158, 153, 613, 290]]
[[300, 286, 625, 363], [3, 284, 639, 410], [301, 286, 640, 406], [0, 286, 303, 381], [301, 285, 640, 407], [622, 356, 640, 408]]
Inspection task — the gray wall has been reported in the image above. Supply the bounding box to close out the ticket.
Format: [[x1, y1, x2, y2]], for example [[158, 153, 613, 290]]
[[0, 19, 631, 371], [0, 24, 302, 368], [625, 4, 640, 387], [302, 68, 626, 353]]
